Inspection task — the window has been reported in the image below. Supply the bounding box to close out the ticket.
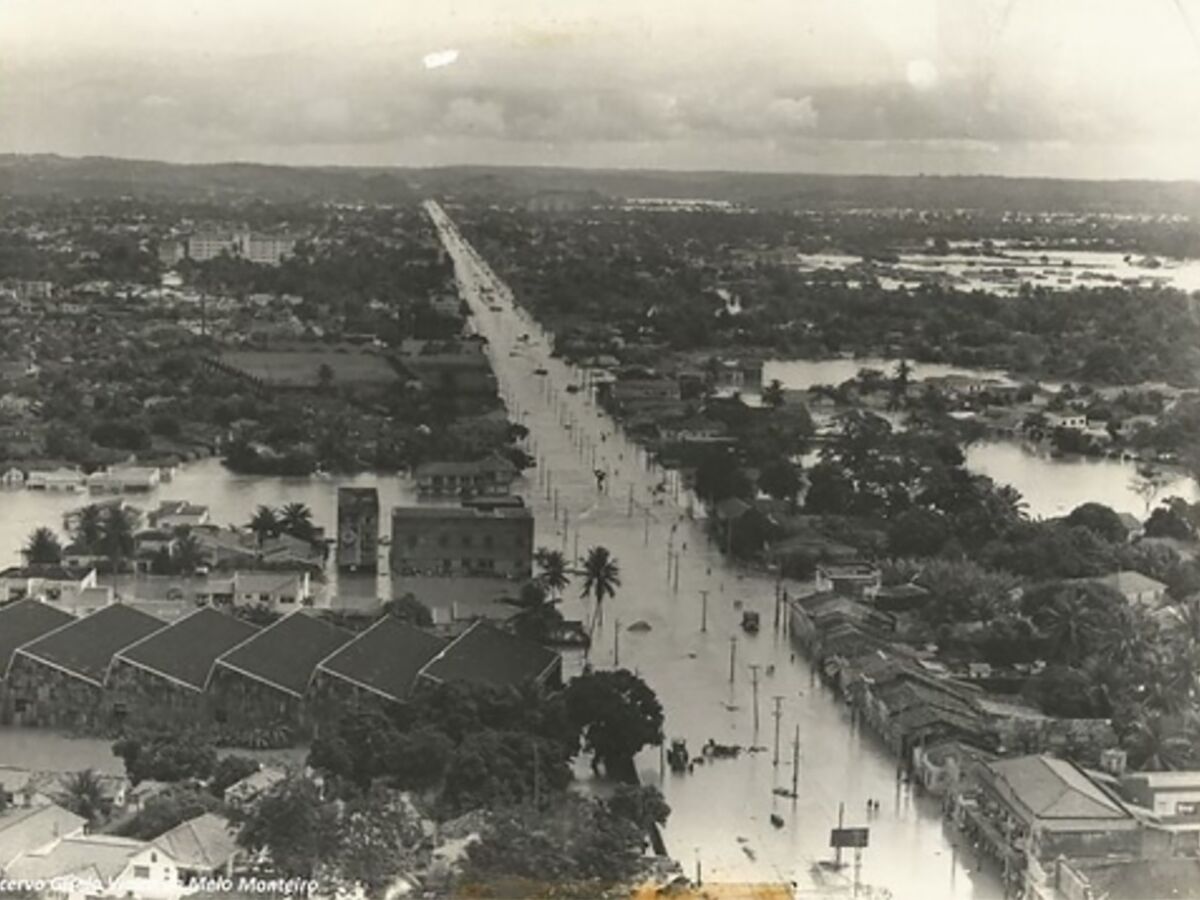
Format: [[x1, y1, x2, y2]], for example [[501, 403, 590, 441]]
[[438, 534, 449, 548], [483, 535, 494, 549], [13, 698, 28, 713], [133, 866, 151, 879], [1177, 801, 1200, 816], [461, 534, 473, 548], [279, 595, 295, 604], [408, 535, 418, 549]]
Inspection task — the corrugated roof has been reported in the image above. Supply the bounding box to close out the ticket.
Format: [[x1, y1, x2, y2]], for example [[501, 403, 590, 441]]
[[115, 607, 259, 691], [418, 621, 559, 688], [214, 611, 350, 698], [17, 604, 164, 685], [0, 599, 74, 677], [318, 616, 446, 702]]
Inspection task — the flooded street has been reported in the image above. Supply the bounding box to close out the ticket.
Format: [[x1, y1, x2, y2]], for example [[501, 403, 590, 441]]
[[428, 201, 1003, 899]]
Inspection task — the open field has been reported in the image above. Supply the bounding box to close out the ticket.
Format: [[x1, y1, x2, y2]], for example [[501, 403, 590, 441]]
[[215, 349, 400, 388]]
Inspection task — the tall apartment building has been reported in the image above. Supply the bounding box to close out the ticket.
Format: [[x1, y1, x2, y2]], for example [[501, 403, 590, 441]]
[[187, 233, 239, 262], [185, 232, 297, 266], [390, 505, 533, 579], [240, 233, 297, 266], [337, 488, 379, 573]]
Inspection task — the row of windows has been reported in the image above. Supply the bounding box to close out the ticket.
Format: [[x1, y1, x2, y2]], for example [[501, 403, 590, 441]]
[[400, 533, 526, 549]]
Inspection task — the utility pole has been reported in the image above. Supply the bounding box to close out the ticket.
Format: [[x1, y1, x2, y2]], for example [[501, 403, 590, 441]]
[[533, 740, 541, 809], [614, 618, 621, 667], [728, 636, 737, 683], [700, 589, 709, 633], [772, 696, 785, 767], [791, 724, 801, 798], [748, 664, 761, 732], [553, 488, 559, 519], [644, 508, 650, 545], [835, 802, 845, 869]]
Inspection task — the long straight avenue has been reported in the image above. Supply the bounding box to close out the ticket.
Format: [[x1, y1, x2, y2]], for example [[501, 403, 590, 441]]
[[424, 200, 1005, 900]]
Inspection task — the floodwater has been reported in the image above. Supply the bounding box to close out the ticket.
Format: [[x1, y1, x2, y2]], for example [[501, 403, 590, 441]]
[[427, 200, 1004, 900], [764, 358, 1198, 520], [792, 247, 1200, 295]]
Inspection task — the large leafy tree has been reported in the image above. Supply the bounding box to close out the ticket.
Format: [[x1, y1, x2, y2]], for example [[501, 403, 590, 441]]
[[113, 730, 217, 786], [24, 527, 63, 565], [565, 669, 663, 774], [237, 775, 340, 880], [1122, 711, 1200, 771]]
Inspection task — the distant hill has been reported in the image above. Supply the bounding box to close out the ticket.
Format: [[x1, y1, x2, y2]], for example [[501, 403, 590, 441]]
[[3, 153, 1200, 214]]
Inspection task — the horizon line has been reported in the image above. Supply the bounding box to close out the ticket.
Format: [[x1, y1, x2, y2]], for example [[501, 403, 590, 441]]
[[3, 150, 1200, 188]]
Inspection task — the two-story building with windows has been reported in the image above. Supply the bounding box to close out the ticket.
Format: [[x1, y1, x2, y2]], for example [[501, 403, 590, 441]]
[[390, 505, 533, 579]]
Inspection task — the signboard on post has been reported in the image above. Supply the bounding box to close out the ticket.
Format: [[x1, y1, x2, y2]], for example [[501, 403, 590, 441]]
[[830, 827, 870, 849]]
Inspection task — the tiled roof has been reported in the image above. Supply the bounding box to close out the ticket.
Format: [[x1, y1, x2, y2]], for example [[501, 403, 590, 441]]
[[0, 565, 92, 581], [214, 611, 350, 698], [115, 607, 259, 691], [0, 600, 74, 677], [17, 604, 165, 686], [988, 755, 1132, 821], [418, 621, 559, 688], [0, 803, 87, 869], [317, 616, 446, 702], [7, 833, 148, 883], [152, 813, 238, 870]]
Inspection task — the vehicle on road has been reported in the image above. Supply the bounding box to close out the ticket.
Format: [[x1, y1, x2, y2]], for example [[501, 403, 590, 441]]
[[533, 367, 548, 376], [742, 610, 761, 633], [668, 739, 690, 772]]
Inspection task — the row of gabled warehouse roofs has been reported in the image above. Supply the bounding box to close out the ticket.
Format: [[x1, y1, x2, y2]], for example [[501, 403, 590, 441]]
[[0, 599, 561, 734]]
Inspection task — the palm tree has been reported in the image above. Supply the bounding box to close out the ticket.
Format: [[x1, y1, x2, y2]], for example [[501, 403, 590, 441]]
[[173, 530, 204, 575], [501, 580, 564, 643], [761, 379, 785, 410], [57, 769, 111, 824], [1123, 711, 1200, 771], [248, 505, 280, 546], [279, 502, 316, 542], [99, 505, 135, 572], [74, 503, 104, 553], [581, 546, 621, 649], [534, 547, 570, 598], [24, 527, 63, 565]]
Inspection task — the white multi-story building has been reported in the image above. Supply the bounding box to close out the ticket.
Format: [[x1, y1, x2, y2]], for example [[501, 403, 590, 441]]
[[238, 232, 297, 266], [186, 233, 238, 262]]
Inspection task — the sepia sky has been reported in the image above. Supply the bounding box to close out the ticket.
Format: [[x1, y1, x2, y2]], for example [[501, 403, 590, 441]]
[[3, 0, 1200, 179]]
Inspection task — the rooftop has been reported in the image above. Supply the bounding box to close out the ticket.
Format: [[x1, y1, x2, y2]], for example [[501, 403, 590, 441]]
[[115, 606, 259, 691], [214, 611, 350, 698], [1095, 570, 1167, 594], [318, 616, 447, 702], [0, 599, 75, 676], [17, 604, 165, 686], [987, 755, 1132, 823], [0, 803, 87, 869], [415, 456, 518, 478], [7, 833, 150, 883], [0, 565, 92, 582], [391, 505, 533, 521], [152, 812, 239, 871], [418, 621, 560, 688]]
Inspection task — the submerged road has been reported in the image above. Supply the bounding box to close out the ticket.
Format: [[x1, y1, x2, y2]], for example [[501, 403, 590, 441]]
[[425, 200, 1003, 900]]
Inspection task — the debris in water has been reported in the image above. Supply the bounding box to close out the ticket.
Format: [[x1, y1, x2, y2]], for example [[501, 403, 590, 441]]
[[627, 620, 652, 632]]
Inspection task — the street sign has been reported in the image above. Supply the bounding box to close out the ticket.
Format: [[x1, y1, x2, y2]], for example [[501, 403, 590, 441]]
[[830, 827, 869, 849]]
